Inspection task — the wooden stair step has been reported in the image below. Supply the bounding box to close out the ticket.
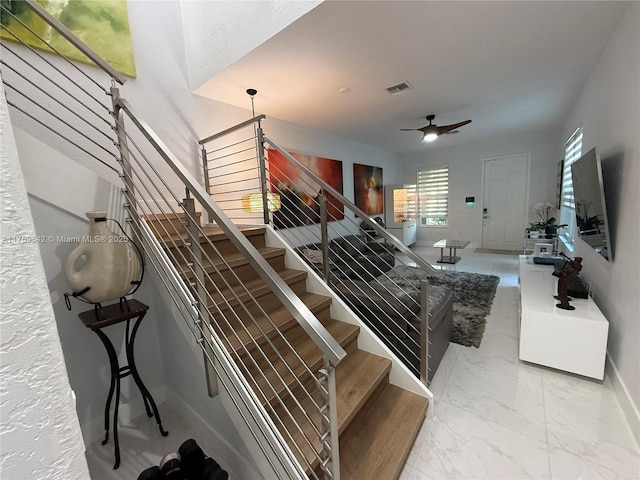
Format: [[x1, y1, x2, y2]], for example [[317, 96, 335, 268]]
[[339, 383, 428, 480], [206, 268, 307, 309], [244, 319, 360, 407], [143, 211, 202, 237], [334, 349, 392, 435], [175, 246, 284, 278], [270, 349, 393, 473], [161, 225, 266, 249], [220, 292, 332, 353]]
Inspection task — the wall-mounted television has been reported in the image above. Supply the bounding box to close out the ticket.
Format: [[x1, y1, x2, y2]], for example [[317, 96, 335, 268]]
[[571, 147, 613, 261]]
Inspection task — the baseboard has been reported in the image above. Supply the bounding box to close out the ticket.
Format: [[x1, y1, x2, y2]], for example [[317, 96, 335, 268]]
[[606, 353, 640, 448], [164, 388, 261, 479]]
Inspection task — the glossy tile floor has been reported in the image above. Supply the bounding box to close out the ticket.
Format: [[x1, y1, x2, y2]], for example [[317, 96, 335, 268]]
[[85, 249, 640, 479], [400, 248, 640, 480]]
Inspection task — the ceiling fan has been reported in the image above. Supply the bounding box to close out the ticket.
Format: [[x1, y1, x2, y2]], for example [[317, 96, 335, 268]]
[[401, 114, 472, 142]]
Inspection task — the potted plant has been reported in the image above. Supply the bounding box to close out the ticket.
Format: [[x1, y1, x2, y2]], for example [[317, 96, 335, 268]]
[[526, 202, 567, 238]]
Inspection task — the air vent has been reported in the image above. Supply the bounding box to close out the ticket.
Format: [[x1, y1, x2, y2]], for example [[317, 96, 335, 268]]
[[385, 81, 413, 96]]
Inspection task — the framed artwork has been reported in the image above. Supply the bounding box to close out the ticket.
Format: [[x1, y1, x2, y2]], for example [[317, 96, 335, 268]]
[[353, 163, 384, 215], [268, 149, 344, 229], [0, 0, 136, 77]]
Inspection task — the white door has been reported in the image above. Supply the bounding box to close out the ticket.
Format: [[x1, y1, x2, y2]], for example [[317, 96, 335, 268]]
[[482, 154, 530, 251]]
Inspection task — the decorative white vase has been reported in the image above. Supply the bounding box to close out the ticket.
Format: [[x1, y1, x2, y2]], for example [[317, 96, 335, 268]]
[[64, 211, 141, 304]]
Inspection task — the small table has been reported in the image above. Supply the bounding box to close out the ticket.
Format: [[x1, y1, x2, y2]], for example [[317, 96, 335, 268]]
[[433, 239, 470, 264], [78, 299, 168, 469]]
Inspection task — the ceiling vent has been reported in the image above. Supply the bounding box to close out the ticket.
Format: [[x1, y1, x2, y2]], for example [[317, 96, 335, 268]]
[[385, 81, 413, 96]]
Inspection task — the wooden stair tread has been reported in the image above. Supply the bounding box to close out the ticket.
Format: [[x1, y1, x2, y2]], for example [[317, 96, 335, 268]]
[[160, 225, 266, 245], [175, 246, 284, 277], [270, 349, 392, 473], [339, 383, 428, 480], [245, 319, 360, 406], [220, 292, 332, 353], [206, 268, 306, 308], [334, 349, 392, 435]]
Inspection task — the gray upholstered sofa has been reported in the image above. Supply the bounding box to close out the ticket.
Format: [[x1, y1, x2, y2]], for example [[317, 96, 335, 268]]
[[325, 235, 453, 383]]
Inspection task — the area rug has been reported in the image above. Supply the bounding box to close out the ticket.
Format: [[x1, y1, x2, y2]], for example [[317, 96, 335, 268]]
[[377, 266, 500, 348], [474, 248, 521, 255]]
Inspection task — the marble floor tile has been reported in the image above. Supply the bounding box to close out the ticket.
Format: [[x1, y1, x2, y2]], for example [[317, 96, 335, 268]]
[[407, 401, 551, 479], [548, 429, 640, 479], [441, 357, 547, 442]]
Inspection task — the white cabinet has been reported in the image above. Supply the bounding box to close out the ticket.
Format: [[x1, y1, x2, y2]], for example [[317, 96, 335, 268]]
[[385, 185, 417, 247], [387, 221, 417, 247], [518, 256, 608, 380]]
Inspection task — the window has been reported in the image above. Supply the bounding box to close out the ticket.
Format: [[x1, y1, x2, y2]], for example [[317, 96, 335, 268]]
[[560, 128, 583, 246], [417, 166, 449, 226]]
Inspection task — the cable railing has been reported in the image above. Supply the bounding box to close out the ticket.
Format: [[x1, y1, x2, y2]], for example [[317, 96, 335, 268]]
[[2, 3, 344, 479], [200, 119, 440, 384]]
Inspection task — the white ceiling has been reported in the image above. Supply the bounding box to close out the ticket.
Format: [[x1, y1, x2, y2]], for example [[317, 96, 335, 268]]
[[194, 1, 630, 154]]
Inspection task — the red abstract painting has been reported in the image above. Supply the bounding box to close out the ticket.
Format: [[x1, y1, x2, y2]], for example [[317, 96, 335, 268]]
[[268, 149, 344, 228]]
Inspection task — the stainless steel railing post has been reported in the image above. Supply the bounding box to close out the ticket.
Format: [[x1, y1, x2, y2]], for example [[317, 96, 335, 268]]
[[184, 196, 218, 397], [318, 358, 340, 480], [319, 190, 330, 282], [110, 87, 135, 210], [420, 279, 430, 385], [257, 123, 270, 225]]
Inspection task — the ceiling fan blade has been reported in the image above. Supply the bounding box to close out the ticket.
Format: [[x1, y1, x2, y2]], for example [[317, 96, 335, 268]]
[[436, 120, 471, 135], [400, 128, 423, 131]]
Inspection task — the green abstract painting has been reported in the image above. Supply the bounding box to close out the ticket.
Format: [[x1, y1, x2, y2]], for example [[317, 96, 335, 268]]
[[1, 0, 136, 78]]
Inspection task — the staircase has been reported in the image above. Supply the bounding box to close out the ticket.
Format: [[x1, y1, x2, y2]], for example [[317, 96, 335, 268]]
[[153, 217, 429, 479]]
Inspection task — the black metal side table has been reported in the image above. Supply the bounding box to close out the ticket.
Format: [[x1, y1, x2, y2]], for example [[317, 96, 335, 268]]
[[79, 299, 168, 469]]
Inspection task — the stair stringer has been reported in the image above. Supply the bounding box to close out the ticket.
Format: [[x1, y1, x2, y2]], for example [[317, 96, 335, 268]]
[[263, 226, 434, 412]]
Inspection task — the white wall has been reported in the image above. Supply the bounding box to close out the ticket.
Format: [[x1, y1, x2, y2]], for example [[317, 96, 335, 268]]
[[560, 2, 640, 440], [1, 81, 89, 479], [397, 128, 560, 246]]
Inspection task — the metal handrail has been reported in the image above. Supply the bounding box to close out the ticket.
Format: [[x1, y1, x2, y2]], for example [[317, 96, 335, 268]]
[[199, 114, 266, 145], [115, 97, 346, 367]]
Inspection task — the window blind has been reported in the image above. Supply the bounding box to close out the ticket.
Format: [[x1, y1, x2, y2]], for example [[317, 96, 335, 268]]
[[560, 128, 583, 244], [417, 166, 449, 225]]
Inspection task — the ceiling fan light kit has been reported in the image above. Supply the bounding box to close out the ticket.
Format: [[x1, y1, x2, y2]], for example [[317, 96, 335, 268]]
[[402, 114, 472, 143]]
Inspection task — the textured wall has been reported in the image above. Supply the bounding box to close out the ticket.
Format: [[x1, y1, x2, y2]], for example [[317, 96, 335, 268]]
[[0, 81, 89, 478]]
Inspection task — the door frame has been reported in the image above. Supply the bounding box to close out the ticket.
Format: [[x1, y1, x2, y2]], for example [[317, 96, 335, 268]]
[[480, 153, 531, 250]]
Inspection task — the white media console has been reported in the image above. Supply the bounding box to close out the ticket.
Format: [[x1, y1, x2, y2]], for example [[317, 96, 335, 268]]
[[518, 255, 609, 380]]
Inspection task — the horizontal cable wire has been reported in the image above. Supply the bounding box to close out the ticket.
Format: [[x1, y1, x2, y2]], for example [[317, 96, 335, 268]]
[[208, 155, 258, 171], [0, 11, 111, 103], [3, 81, 117, 159], [208, 146, 258, 163], [5, 99, 119, 173], [0, 47, 112, 129], [206, 135, 256, 155]]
